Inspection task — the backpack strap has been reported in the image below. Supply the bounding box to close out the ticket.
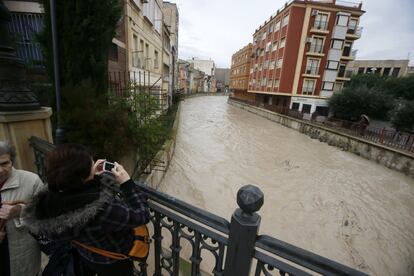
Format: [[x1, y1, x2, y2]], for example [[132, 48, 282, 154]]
[[72, 240, 129, 260]]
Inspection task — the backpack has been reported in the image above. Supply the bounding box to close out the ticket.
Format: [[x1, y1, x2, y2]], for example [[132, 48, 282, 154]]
[[72, 224, 150, 262]]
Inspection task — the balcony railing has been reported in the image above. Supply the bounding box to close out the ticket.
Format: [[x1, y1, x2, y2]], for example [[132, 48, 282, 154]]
[[337, 69, 353, 78], [313, 20, 328, 30], [308, 43, 323, 54], [347, 26, 363, 36], [29, 137, 368, 276], [305, 65, 319, 75]]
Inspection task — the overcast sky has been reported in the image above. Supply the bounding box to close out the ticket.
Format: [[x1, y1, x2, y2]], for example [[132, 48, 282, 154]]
[[170, 0, 414, 68]]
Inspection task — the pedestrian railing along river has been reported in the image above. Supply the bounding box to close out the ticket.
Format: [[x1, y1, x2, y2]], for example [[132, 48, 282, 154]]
[[29, 136, 367, 276], [230, 97, 414, 154]]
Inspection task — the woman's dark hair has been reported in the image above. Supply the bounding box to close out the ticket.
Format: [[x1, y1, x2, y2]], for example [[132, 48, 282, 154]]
[[45, 143, 93, 193]]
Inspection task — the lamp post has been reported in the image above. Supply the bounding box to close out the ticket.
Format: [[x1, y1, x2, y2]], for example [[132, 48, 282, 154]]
[[0, 0, 40, 111], [49, 0, 64, 145]]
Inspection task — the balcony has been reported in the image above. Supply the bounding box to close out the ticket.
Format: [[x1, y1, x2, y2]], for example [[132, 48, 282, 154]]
[[341, 49, 357, 61], [346, 26, 363, 39], [302, 66, 320, 78], [310, 20, 329, 34], [307, 44, 324, 57], [337, 69, 353, 80], [29, 137, 368, 276]]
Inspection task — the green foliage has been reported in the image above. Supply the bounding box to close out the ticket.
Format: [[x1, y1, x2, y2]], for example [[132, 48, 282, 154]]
[[329, 74, 414, 125], [390, 100, 414, 132], [328, 85, 392, 121], [61, 82, 132, 159], [345, 73, 386, 89], [39, 0, 121, 93]]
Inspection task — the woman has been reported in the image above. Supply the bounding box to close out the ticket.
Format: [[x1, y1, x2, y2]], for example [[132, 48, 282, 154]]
[[25, 143, 150, 275]]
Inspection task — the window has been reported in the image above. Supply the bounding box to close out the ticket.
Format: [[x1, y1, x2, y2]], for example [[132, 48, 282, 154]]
[[343, 41, 352, 56], [280, 37, 286, 48], [154, 50, 159, 70], [334, 82, 344, 92], [269, 61, 275, 70], [266, 42, 271, 52], [302, 104, 312, 114], [109, 43, 118, 61], [274, 20, 281, 32], [268, 23, 274, 33], [331, 39, 343, 50], [322, 81, 334, 90], [274, 79, 280, 87], [338, 63, 347, 77], [357, 67, 365, 74], [291, 102, 300, 110], [336, 14, 349, 26], [327, 60, 339, 70], [282, 14, 289, 27], [276, 58, 283, 68], [315, 13, 328, 30], [272, 42, 278, 52], [306, 58, 319, 74], [311, 37, 324, 53], [261, 78, 267, 86], [392, 67, 400, 77], [302, 79, 315, 95], [383, 67, 391, 76], [348, 18, 358, 30]]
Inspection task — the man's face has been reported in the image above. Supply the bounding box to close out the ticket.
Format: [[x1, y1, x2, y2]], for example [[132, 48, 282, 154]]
[[0, 154, 13, 184]]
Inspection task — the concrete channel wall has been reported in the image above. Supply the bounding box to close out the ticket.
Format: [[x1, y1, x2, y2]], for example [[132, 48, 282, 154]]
[[139, 104, 181, 188], [228, 98, 414, 178]]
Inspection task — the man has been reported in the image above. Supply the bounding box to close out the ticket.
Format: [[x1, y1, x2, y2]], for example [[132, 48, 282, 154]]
[[0, 141, 43, 276]]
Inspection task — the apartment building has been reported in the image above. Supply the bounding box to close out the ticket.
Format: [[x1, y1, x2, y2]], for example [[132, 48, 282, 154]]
[[230, 43, 254, 101], [163, 2, 179, 92], [248, 0, 364, 116], [348, 59, 409, 77]]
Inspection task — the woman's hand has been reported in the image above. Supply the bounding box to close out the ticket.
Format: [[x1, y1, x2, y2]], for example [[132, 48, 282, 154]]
[[111, 162, 131, 184], [92, 159, 106, 175]]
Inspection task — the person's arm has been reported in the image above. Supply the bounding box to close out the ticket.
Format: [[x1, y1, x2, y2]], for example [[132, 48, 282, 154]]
[[101, 162, 150, 232]]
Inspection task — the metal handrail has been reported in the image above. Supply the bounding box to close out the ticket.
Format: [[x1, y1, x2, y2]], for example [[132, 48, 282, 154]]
[[29, 136, 369, 276]]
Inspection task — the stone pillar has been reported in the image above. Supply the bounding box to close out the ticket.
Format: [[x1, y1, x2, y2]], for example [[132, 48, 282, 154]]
[[0, 108, 53, 172]]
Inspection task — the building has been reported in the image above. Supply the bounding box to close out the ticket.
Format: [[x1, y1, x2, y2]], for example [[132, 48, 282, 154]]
[[248, 0, 364, 116], [4, 0, 45, 80], [230, 43, 255, 101], [347, 59, 409, 77], [163, 2, 179, 93], [178, 59, 205, 94], [215, 68, 230, 92], [188, 58, 216, 92]]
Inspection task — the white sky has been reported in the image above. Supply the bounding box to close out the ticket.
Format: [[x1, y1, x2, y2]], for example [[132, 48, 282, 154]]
[[170, 0, 414, 68]]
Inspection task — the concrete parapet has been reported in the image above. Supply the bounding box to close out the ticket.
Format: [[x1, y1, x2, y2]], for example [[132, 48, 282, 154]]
[[0, 107, 53, 172], [228, 98, 414, 178]]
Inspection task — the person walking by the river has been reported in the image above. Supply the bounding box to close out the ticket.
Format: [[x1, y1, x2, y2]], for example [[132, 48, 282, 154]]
[[0, 141, 43, 276], [358, 114, 370, 136]]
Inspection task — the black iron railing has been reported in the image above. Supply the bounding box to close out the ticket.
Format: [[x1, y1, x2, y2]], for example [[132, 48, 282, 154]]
[[29, 136, 368, 276]]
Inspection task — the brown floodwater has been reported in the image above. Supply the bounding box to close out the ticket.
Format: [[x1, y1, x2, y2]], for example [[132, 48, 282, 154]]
[[158, 96, 414, 276]]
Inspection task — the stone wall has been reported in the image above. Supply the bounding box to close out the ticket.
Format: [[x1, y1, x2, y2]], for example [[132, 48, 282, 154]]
[[228, 98, 414, 178]]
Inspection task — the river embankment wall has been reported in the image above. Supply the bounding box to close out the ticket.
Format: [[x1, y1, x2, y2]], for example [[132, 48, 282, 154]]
[[228, 98, 414, 178]]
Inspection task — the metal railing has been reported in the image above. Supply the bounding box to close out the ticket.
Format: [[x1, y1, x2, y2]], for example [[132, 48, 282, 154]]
[[229, 97, 414, 153], [29, 136, 368, 276], [305, 65, 319, 75], [308, 43, 323, 54]]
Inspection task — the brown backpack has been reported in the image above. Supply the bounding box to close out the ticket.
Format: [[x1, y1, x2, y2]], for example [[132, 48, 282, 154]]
[[73, 225, 150, 262]]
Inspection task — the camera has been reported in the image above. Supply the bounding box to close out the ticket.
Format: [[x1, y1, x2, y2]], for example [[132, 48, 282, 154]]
[[103, 161, 115, 172]]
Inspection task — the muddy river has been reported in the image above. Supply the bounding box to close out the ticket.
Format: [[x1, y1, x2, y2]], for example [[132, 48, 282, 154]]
[[158, 96, 414, 276]]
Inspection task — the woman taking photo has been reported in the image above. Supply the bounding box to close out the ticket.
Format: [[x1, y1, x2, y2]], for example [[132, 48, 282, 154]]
[[25, 143, 150, 275]]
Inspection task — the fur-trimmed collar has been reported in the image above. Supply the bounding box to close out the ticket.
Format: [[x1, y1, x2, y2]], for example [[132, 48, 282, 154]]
[[24, 174, 119, 237]]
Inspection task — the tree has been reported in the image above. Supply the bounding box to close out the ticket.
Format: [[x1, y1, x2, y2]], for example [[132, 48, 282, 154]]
[[39, 0, 121, 94], [328, 85, 392, 121], [390, 100, 414, 132]]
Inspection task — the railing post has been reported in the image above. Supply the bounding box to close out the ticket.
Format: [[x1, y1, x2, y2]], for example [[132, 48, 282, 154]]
[[223, 185, 264, 276]]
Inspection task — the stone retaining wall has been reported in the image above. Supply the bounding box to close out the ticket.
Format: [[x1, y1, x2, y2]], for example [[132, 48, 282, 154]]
[[228, 98, 414, 178]]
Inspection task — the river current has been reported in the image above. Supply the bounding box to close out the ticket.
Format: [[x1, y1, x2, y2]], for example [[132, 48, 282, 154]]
[[158, 96, 414, 276]]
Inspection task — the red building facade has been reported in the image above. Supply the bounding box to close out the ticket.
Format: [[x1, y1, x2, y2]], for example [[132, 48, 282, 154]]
[[248, 0, 364, 116]]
